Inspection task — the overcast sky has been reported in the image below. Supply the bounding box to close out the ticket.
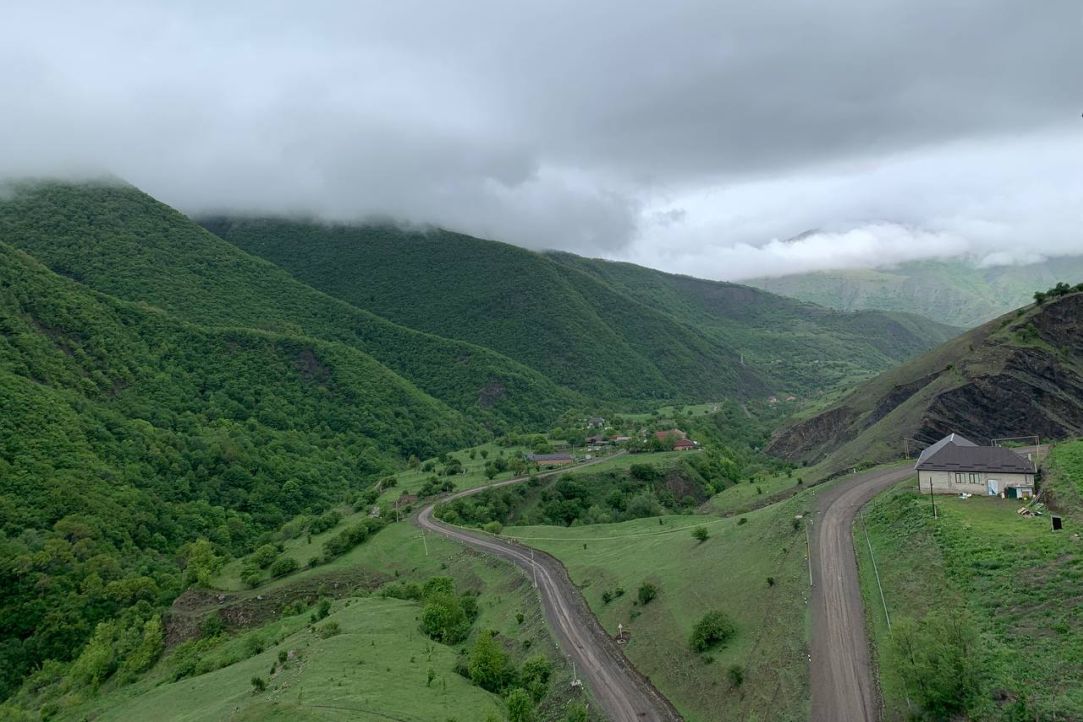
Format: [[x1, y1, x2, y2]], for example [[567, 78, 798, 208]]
[[3, 0, 1080, 279]]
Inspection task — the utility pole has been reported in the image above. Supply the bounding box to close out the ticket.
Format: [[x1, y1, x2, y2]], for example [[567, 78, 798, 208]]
[[928, 477, 937, 519], [531, 548, 537, 588], [904, 438, 910, 460], [420, 530, 429, 556]]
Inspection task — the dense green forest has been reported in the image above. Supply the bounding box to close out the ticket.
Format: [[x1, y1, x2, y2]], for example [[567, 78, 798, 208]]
[[202, 218, 958, 399], [0, 242, 485, 699], [0, 181, 577, 431]]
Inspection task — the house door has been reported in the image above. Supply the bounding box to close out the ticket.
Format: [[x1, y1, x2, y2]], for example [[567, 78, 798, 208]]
[[987, 479, 999, 496]]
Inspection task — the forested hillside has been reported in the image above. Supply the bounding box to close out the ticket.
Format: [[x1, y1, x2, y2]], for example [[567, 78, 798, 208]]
[[767, 287, 1083, 471], [0, 181, 577, 431], [747, 256, 1083, 328], [202, 218, 957, 399], [548, 252, 962, 393], [0, 242, 480, 699]]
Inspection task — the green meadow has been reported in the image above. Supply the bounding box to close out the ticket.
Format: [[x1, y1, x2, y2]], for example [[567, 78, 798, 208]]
[[507, 495, 814, 722]]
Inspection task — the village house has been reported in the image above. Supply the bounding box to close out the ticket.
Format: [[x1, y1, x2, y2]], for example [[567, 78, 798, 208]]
[[587, 416, 606, 429], [915, 433, 1037, 498], [673, 438, 696, 451], [527, 452, 574, 468]]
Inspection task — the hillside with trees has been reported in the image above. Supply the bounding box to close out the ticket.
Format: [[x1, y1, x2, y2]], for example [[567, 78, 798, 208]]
[[0, 181, 578, 432], [202, 218, 958, 400], [0, 241, 487, 700]]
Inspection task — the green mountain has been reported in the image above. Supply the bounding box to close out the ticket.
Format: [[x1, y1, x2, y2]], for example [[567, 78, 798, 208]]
[[766, 288, 1083, 471], [201, 218, 959, 401], [746, 256, 1083, 328], [0, 240, 481, 698], [0, 181, 576, 431]]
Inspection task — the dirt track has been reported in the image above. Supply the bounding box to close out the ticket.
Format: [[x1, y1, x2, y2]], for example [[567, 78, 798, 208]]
[[415, 463, 683, 722], [809, 466, 913, 722]]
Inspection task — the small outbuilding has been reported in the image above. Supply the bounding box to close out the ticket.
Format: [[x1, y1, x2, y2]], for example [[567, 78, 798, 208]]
[[527, 453, 574, 468], [915, 433, 1036, 498]]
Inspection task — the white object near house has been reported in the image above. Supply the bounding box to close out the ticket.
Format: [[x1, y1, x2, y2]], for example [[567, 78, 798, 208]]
[[915, 433, 1036, 499]]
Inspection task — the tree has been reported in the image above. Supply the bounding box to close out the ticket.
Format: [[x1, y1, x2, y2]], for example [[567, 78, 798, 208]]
[[506, 687, 536, 722], [182, 538, 222, 586], [565, 703, 589, 722], [468, 630, 511, 692], [690, 610, 737, 652], [692, 526, 709, 542], [251, 544, 279, 568], [421, 592, 469, 644], [269, 556, 299, 578], [519, 655, 553, 701]]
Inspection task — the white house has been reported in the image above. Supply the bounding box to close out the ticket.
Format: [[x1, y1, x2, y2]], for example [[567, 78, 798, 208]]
[[915, 433, 1037, 498]]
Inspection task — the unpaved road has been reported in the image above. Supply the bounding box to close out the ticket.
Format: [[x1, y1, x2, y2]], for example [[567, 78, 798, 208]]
[[810, 466, 913, 722], [415, 462, 682, 722]]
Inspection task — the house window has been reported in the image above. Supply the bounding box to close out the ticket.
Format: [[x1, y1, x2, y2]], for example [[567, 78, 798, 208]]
[[955, 473, 965, 484], [969, 473, 980, 484]]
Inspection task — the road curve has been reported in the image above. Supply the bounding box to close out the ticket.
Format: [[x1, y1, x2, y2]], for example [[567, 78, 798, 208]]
[[415, 462, 682, 722], [809, 466, 914, 722]]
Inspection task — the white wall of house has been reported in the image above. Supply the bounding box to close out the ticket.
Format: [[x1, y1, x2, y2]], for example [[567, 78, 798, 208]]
[[917, 469, 1033, 495]]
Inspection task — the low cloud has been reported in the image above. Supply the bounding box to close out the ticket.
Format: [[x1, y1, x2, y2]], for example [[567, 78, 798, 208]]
[[1, 1, 1080, 277]]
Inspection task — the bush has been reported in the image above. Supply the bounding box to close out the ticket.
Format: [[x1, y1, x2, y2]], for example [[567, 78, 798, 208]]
[[891, 612, 981, 718], [251, 544, 279, 569], [727, 664, 744, 687], [519, 655, 553, 702], [506, 687, 536, 722], [269, 556, 299, 578], [250, 676, 266, 693], [308, 510, 342, 535], [317, 621, 341, 638], [322, 517, 386, 559], [637, 582, 658, 605], [690, 610, 736, 652], [692, 526, 709, 542], [483, 520, 504, 535]]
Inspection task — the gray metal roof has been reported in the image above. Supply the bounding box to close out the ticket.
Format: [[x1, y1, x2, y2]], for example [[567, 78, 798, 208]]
[[915, 439, 1035, 474], [915, 433, 977, 465]]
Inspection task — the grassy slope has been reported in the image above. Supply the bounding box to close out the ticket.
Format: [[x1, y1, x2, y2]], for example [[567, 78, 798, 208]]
[[547, 252, 961, 395], [201, 217, 760, 402], [0, 181, 577, 431], [747, 256, 1083, 328], [507, 495, 812, 722], [855, 446, 1083, 720], [59, 521, 588, 722]]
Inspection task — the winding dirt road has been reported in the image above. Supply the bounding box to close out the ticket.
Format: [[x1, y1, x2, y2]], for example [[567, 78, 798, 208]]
[[415, 463, 682, 722], [809, 466, 913, 722]]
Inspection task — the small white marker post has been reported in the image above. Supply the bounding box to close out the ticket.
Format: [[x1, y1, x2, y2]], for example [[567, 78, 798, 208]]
[[420, 530, 429, 556], [531, 548, 537, 588]]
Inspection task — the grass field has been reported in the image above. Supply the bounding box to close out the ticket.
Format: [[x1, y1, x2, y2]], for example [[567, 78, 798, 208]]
[[855, 448, 1083, 720], [68, 597, 505, 722], [507, 496, 814, 722], [69, 521, 591, 722]]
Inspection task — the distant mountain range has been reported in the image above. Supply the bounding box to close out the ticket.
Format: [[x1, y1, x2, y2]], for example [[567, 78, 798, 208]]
[[767, 289, 1083, 471], [747, 256, 1083, 328]]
